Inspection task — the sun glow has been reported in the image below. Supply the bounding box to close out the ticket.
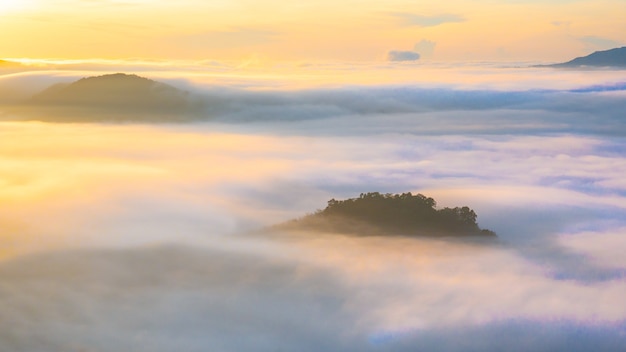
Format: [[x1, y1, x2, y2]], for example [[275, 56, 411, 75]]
[[0, 0, 31, 12]]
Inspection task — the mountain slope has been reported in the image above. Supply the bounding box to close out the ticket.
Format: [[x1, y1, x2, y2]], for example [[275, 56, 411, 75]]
[[553, 47, 626, 68]]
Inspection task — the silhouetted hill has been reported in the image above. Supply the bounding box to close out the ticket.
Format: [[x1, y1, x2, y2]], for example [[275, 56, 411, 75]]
[[551, 47, 626, 68], [274, 192, 496, 237], [31, 73, 186, 109], [26, 73, 204, 119]]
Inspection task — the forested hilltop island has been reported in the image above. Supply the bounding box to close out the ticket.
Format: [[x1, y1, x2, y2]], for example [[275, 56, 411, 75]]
[[275, 192, 496, 237]]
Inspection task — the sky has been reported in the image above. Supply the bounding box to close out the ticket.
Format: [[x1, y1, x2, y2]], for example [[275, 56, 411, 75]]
[[1, 0, 625, 63]]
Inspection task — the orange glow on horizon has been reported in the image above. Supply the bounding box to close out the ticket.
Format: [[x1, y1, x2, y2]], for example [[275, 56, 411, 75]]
[[0, 0, 623, 63]]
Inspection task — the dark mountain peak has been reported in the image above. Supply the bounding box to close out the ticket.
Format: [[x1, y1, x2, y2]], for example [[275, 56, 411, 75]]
[[29, 73, 197, 116], [84, 72, 141, 79], [34, 73, 179, 98], [72, 73, 161, 87], [553, 46, 626, 68]]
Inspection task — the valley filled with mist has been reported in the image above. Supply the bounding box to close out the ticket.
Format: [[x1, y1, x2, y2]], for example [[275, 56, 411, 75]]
[[1, 62, 626, 351]]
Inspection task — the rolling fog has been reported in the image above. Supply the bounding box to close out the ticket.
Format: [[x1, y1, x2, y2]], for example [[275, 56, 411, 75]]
[[1, 64, 626, 351]]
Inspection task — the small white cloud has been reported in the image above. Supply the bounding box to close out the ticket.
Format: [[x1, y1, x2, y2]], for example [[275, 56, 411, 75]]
[[414, 40, 437, 59], [174, 27, 280, 49], [391, 13, 465, 27]]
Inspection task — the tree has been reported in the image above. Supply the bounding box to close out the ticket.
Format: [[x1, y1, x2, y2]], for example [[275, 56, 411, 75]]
[[298, 192, 495, 237]]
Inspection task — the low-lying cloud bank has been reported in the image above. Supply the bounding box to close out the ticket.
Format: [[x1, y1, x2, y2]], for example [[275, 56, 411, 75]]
[[2, 237, 626, 352], [1, 64, 625, 350], [2, 69, 626, 136], [0, 119, 625, 350]]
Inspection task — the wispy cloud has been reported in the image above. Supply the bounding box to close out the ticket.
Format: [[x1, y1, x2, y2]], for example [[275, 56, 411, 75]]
[[414, 39, 437, 58], [172, 27, 281, 49], [391, 12, 465, 27], [551, 20, 571, 27]]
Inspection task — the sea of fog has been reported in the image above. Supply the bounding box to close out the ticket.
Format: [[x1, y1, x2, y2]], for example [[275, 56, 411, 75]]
[[1, 63, 626, 351]]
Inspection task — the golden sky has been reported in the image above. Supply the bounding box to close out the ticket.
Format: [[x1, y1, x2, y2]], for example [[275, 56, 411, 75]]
[[1, 0, 625, 63]]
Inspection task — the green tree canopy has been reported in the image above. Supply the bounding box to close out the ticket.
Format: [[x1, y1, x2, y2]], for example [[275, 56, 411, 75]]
[[278, 192, 496, 238]]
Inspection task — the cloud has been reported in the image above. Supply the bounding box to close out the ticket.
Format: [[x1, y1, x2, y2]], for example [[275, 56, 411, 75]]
[[2, 235, 626, 351], [386, 50, 420, 62], [568, 82, 626, 93], [5, 69, 626, 130], [391, 13, 465, 27], [551, 20, 571, 27], [173, 27, 280, 49], [0, 245, 356, 352], [1, 64, 626, 350], [414, 39, 437, 59], [558, 228, 626, 270]]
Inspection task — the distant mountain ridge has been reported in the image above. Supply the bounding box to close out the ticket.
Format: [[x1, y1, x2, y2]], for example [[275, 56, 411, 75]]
[[551, 47, 626, 68]]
